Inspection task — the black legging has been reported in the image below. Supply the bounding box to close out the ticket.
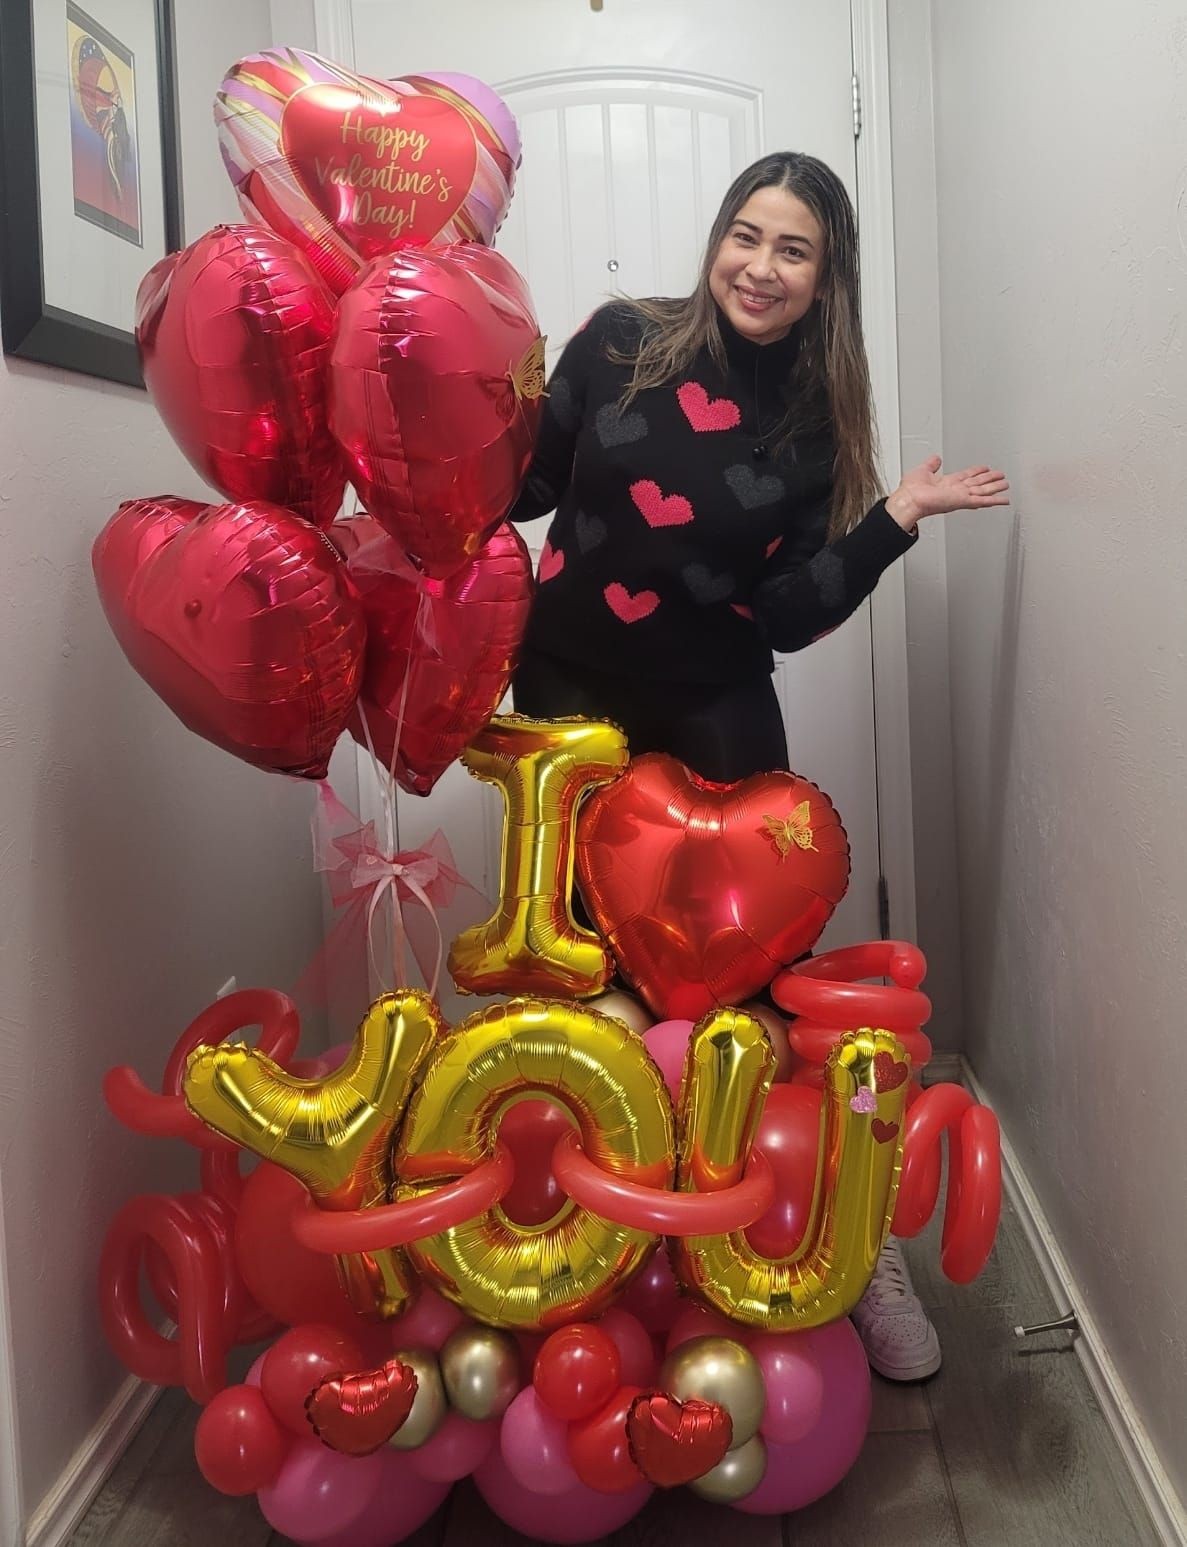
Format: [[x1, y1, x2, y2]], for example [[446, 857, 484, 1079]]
[[512, 645, 789, 783]]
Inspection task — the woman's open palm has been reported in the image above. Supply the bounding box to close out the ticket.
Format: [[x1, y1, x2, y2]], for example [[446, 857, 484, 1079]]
[[897, 455, 1010, 521]]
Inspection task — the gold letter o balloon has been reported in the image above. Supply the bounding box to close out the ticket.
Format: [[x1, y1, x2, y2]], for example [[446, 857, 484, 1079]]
[[395, 998, 674, 1328]]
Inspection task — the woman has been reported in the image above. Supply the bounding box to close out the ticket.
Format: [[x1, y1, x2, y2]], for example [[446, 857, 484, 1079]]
[[508, 151, 1009, 1379]]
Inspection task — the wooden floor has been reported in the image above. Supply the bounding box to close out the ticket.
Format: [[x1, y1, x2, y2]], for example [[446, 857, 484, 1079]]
[[67, 1191, 1161, 1547]]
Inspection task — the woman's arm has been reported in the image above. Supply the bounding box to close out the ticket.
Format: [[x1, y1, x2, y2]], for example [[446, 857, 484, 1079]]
[[751, 496, 916, 654]]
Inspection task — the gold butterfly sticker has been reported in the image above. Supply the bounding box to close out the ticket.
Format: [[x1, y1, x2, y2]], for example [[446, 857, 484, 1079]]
[[762, 802, 817, 859], [509, 334, 548, 403]]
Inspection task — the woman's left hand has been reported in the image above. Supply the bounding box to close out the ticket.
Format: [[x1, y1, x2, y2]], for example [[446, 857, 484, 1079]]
[[885, 455, 1010, 532]]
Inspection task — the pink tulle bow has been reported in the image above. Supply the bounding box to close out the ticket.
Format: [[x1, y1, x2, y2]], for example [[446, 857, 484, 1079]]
[[299, 781, 476, 1005]]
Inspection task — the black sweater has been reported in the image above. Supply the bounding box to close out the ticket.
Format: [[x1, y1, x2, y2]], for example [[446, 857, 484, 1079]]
[[508, 302, 916, 683]]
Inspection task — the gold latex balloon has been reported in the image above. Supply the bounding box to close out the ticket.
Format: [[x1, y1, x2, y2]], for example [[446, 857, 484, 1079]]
[[672, 1028, 911, 1330], [184, 991, 444, 1317], [687, 1433, 767, 1503], [439, 1325, 521, 1421], [395, 996, 675, 1328], [387, 1349, 448, 1449], [587, 988, 653, 1035], [658, 1337, 766, 1449], [448, 715, 629, 999]]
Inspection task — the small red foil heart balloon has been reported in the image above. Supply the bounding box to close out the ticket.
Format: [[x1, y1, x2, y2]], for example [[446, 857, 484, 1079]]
[[93, 498, 365, 778], [576, 755, 851, 1020], [329, 243, 544, 577], [330, 515, 531, 793], [305, 1357, 418, 1455], [136, 226, 345, 528], [626, 1392, 733, 1487]]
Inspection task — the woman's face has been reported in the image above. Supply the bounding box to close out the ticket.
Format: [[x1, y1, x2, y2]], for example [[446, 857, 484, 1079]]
[[708, 185, 826, 345]]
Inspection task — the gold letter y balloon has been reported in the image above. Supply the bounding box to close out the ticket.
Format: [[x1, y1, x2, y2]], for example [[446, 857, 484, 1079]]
[[184, 991, 444, 1317]]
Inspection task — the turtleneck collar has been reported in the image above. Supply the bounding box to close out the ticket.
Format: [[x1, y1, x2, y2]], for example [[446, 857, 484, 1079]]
[[712, 302, 802, 375]]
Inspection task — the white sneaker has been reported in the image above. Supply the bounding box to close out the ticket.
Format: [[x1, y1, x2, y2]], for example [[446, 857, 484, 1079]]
[[851, 1236, 941, 1381]]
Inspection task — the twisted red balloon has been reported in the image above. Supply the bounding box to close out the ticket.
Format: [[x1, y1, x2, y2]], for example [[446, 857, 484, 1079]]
[[893, 1084, 1002, 1283], [100, 992, 303, 1398], [771, 940, 933, 1067]]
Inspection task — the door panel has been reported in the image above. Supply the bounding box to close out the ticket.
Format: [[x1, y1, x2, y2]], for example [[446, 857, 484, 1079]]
[[345, 0, 881, 987]]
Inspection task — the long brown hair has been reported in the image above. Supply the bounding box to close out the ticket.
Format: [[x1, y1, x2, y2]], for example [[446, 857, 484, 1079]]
[[610, 152, 880, 539]]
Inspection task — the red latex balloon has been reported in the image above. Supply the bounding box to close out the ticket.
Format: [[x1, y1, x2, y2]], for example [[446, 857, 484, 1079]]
[[744, 1084, 823, 1260], [567, 1385, 647, 1495], [495, 1098, 573, 1227], [329, 244, 544, 577], [136, 225, 345, 527], [330, 516, 531, 794], [260, 1324, 366, 1436], [93, 498, 365, 778], [533, 1325, 622, 1423], [233, 1165, 362, 1331], [195, 1384, 289, 1495], [576, 754, 851, 1019]]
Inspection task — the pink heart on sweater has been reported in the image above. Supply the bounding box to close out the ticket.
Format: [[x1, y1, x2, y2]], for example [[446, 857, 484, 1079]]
[[537, 540, 564, 581], [604, 582, 659, 624], [630, 479, 693, 528], [677, 381, 741, 433]]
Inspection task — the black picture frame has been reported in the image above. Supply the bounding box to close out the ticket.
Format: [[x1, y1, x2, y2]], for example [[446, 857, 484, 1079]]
[[0, 0, 183, 387]]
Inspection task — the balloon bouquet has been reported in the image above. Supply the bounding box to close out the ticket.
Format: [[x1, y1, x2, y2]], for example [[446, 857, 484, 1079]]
[[94, 47, 1004, 1546]]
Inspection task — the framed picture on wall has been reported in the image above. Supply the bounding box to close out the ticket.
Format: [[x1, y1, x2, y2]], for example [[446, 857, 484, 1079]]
[[0, 0, 182, 387]]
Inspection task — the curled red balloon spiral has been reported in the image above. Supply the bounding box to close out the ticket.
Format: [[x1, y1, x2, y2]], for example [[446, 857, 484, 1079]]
[[771, 940, 934, 1068], [893, 1084, 1002, 1283], [103, 989, 302, 1149]]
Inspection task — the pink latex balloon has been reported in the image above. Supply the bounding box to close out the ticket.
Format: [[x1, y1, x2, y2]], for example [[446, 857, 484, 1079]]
[[733, 1319, 871, 1514], [245, 1351, 266, 1388], [617, 1250, 684, 1336], [750, 1332, 826, 1445], [595, 1309, 657, 1386], [641, 1019, 694, 1102], [409, 1411, 497, 1484], [257, 1437, 384, 1543], [309, 1449, 449, 1547], [381, 1288, 467, 1354], [665, 1303, 741, 1353], [500, 1387, 580, 1496], [475, 1448, 652, 1542]]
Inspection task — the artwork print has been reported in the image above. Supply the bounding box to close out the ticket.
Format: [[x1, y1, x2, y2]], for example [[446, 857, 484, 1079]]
[[66, 2, 142, 244]]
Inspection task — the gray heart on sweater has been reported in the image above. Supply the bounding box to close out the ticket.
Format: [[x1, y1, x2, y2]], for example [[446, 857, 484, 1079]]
[[808, 548, 846, 607], [596, 402, 648, 448], [682, 563, 736, 605], [724, 464, 785, 509], [575, 510, 607, 553], [548, 374, 580, 432]]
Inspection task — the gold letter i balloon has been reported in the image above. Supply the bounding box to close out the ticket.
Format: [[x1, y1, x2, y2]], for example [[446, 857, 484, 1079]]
[[449, 715, 629, 998], [184, 991, 444, 1317]]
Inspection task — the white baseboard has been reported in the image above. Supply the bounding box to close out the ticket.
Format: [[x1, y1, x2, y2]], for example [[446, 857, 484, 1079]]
[[960, 1055, 1187, 1547], [25, 1372, 163, 1547]]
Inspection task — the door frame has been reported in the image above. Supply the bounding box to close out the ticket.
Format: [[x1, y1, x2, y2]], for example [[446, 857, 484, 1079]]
[[313, 0, 917, 944], [0, 1183, 24, 1547]]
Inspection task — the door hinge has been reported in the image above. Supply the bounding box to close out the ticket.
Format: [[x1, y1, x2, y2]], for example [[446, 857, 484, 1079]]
[[852, 73, 862, 139], [877, 874, 890, 939]]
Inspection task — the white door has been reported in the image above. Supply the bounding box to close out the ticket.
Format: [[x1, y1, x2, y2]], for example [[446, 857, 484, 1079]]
[[335, 0, 887, 1016]]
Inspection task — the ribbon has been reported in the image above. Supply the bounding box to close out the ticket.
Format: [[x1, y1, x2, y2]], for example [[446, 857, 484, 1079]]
[[298, 780, 477, 1006]]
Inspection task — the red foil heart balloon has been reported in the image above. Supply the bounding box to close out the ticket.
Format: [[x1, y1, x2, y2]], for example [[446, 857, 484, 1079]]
[[626, 1392, 733, 1487], [330, 515, 532, 794], [329, 243, 544, 578], [136, 226, 345, 528], [92, 498, 365, 778], [215, 49, 521, 295], [576, 755, 851, 1019], [305, 1357, 419, 1455]]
